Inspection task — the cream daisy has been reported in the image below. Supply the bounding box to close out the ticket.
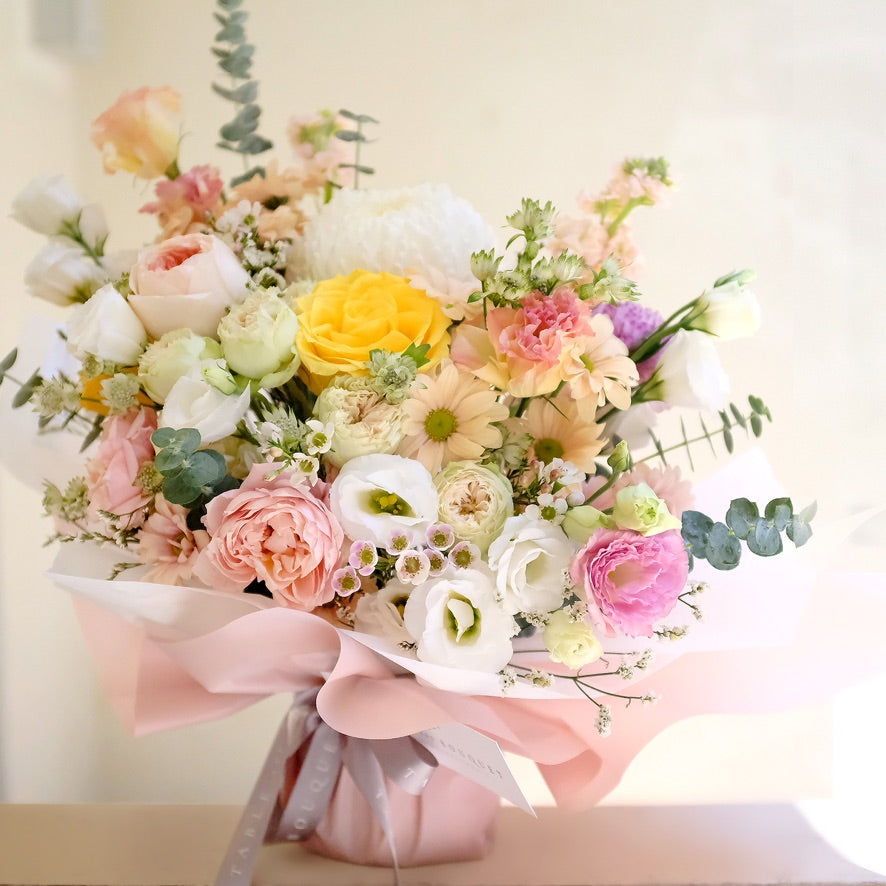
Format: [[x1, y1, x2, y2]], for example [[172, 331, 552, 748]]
[[523, 396, 606, 474], [400, 362, 509, 472]]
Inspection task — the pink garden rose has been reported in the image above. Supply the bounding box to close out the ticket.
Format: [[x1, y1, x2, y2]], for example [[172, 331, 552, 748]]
[[128, 232, 250, 338], [138, 495, 209, 585], [570, 528, 689, 638], [140, 164, 224, 239], [194, 464, 344, 610], [450, 287, 595, 397], [85, 407, 158, 527], [91, 86, 181, 179]]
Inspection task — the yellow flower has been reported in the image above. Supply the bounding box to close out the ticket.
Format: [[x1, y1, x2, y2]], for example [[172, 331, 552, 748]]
[[295, 270, 450, 392]]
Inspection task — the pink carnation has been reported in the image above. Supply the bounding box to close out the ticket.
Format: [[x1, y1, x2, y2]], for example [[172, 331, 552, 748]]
[[194, 463, 344, 611], [85, 407, 158, 526], [138, 495, 209, 586], [141, 164, 224, 239], [570, 528, 689, 638]]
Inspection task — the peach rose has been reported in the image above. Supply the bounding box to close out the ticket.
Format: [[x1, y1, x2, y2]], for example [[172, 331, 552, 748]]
[[194, 464, 344, 611], [91, 86, 182, 179]]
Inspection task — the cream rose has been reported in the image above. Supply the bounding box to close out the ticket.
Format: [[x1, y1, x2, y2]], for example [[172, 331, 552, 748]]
[[129, 232, 250, 339]]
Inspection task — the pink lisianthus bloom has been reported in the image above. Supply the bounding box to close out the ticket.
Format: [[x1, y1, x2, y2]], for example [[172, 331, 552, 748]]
[[140, 164, 224, 239], [85, 406, 158, 527], [91, 86, 181, 179], [194, 463, 344, 611], [138, 495, 209, 585], [570, 528, 689, 638], [451, 287, 595, 397]]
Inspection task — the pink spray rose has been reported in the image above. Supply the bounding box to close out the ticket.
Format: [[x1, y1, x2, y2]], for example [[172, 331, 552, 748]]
[[85, 407, 158, 526], [570, 528, 689, 638], [91, 86, 182, 179], [128, 232, 250, 338], [140, 164, 224, 239], [194, 464, 344, 611], [137, 495, 210, 586]]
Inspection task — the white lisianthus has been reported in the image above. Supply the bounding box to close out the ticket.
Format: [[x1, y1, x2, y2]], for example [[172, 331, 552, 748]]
[[645, 329, 730, 412], [138, 329, 223, 404], [65, 283, 147, 366], [611, 483, 681, 536], [403, 567, 516, 673], [434, 461, 514, 553], [314, 378, 406, 467], [543, 609, 603, 669], [486, 514, 577, 616], [289, 183, 493, 282], [11, 174, 87, 236], [218, 289, 300, 382], [159, 360, 251, 444], [353, 580, 414, 645], [24, 241, 107, 305], [689, 278, 761, 340], [329, 453, 438, 548]]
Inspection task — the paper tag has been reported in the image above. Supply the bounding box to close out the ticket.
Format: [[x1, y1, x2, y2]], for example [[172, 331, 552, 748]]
[[413, 722, 536, 816]]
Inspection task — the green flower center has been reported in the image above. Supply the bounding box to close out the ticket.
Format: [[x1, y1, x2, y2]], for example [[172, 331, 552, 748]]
[[534, 437, 565, 463], [367, 488, 415, 517], [425, 408, 458, 442], [444, 593, 481, 644]]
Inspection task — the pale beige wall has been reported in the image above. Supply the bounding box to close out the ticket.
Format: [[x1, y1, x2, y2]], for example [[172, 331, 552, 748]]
[[1, 0, 883, 805]]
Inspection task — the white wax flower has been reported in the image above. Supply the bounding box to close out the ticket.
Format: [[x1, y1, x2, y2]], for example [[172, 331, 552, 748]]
[[486, 514, 576, 616], [65, 283, 147, 366], [543, 609, 603, 669], [160, 360, 251, 444], [11, 174, 87, 236], [138, 329, 222, 404], [218, 289, 300, 380], [313, 380, 406, 467], [403, 567, 515, 673], [24, 240, 107, 305], [690, 279, 761, 340], [646, 329, 730, 412], [434, 460, 514, 553], [329, 453, 438, 548]]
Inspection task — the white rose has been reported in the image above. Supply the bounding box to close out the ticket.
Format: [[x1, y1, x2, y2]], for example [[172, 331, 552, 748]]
[[218, 289, 300, 381], [543, 609, 603, 669], [689, 279, 761, 340], [24, 240, 107, 305], [486, 514, 576, 616], [329, 453, 438, 548], [159, 360, 251, 444], [129, 232, 250, 338], [65, 283, 147, 365], [138, 329, 223, 403], [313, 379, 405, 467], [646, 329, 730, 411], [403, 568, 515, 673], [434, 461, 514, 553], [11, 174, 86, 236], [353, 581, 414, 645]]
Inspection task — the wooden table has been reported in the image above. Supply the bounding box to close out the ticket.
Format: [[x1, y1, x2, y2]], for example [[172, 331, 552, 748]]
[[0, 803, 883, 885]]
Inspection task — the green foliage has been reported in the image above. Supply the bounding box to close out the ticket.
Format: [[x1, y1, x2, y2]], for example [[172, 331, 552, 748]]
[[212, 0, 272, 184], [334, 108, 378, 188], [11, 369, 41, 408], [682, 495, 815, 571], [151, 427, 238, 508]]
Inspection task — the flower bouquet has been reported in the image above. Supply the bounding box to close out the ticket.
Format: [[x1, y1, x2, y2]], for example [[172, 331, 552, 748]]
[[1, 2, 818, 882]]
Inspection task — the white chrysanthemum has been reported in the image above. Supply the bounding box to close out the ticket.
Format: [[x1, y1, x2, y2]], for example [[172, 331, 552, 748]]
[[288, 183, 493, 281]]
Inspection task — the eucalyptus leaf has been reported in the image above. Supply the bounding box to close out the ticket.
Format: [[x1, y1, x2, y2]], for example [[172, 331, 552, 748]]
[[725, 498, 758, 539], [230, 165, 265, 186], [188, 450, 227, 487], [680, 510, 713, 552], [219, 54, 252, 78], [0, 348, 17, 375], [12, 370, 41, 408], [764, 497, 793, 530], [335, 130, 368, 142], [729, 402, 747, 430], [704, 522, 742, 570], [747, 520, 783, 556], [786, 517, 813, 547], [218, 0, 244, 9], [798, 500, 818, 523], [722, 425, 734, 453], [215, 23, 246, 42], [154, 448, 187, 473], [163, 474, 201, 507], [339, 109, 379, 124], [237, 134, 273, 154], [750, 413, 763, 436]]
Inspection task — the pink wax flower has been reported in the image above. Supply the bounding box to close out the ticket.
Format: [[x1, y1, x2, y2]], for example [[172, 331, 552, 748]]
[[85, 406, 158, 526], [138, 495, 209, 585], [451, 287, 595, 397], [141, 164, 224, 239], [570, 528, 689, 638], [194, 463, 344, 611]]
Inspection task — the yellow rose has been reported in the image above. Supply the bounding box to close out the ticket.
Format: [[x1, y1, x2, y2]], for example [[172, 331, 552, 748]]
[[295, 270, 450, 392]]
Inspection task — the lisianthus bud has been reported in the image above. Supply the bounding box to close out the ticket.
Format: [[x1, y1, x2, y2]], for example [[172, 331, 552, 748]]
[[543, 609, 603, 669], [611, 483, 681, 535]]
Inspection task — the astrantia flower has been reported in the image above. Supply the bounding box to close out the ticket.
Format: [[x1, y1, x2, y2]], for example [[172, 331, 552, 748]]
[[523, 397, 605, 474], [399, 363, 509, 473]]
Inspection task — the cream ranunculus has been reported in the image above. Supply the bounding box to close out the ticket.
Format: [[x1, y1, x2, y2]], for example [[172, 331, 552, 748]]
[[65, 283, 148, 366], [218, 289, 300, 382], [434, 461, 514, 554], [486, 514, 576, 616], [611, 482, 681, 536], [138, 329, 223, 403], [24, 241, 107, 305], [329, 453, 438, 548], [313, 378, 406, 467], [403, 567, 516, 673], [353, 580, 414, 645], [644, 329, 730, 411], [689, 276, 761, 341], [543, 609, 603, 669], [159, 360, 251, 444], [129, 233, 250, 339]]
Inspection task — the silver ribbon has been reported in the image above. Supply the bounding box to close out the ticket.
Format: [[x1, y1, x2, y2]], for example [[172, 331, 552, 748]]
[[214, 691, 438, 886]]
